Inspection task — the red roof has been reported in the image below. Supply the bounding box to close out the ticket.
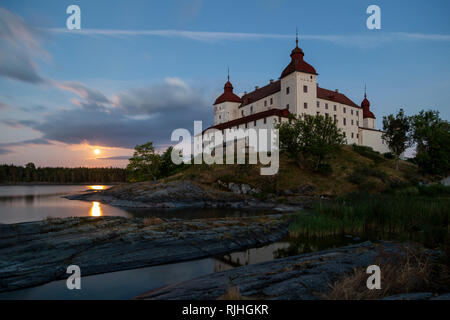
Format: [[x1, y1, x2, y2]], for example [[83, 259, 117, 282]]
[[280, 46, 317, 78], [214, 81, 242, 105], [361, 94, 375, 119], [317, 87, 360, 108], [241, 80, 280, 107], [203, 108, 290, 133]]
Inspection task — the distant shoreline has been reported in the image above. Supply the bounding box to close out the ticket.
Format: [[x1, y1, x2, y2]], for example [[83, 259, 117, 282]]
[[0, 182, 122, 186]]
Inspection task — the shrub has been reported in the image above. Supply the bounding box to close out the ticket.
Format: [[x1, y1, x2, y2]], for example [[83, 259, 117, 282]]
[[317, 163, 333, 176], [418, 183, 450, 197], [383, 152, 395, 159], [352, 144, 385, 165]]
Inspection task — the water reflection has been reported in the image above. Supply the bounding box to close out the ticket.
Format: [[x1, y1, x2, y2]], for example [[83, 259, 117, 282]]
[[88, 185, 106, 190], [90, 202, 102, 217]]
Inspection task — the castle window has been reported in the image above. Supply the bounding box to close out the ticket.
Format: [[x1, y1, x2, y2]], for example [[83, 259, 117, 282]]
[[270, 98, 273, 105], [357, 134, 359, 139], [286, 87, 290, 95], [343, 107, 346, 113], [343, 118, 347, 125], [351, 133, 354, 138], [356, 110, 359, 117], [334, 115, 337, 123], [264, 117, 267, 124], [250, 106, 253, 114], [343, 132, 346, 137], [264, 100, 267, 107], [317, 101, 320, 108], [254, 120, 256, 126], [351, 110, 354, 115], [245, 123, 248, 129], [241, 110, 244, 116], [304, 102, 308, 109], [325, 103, 329, 110], [357, 121, 359, 126], [334, 105, 337, 111], [303, 85, 308, 93], [351, 120, 354, 125]]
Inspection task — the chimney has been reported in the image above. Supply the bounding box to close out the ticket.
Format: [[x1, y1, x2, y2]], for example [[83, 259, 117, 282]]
[[244, 91, 247, 95], [255, 86, 259, 90], [335, 89, 339, 93], [270, 79, 274, 84]]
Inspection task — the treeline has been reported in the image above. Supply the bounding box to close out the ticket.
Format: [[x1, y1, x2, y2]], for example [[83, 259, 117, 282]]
[[0, 163, 127, 184]]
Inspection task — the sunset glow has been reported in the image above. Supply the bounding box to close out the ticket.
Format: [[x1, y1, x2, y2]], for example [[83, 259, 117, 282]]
[[90, 201, 102, 217], [94, 149, 101, 155], [88, 185, 106, 190]]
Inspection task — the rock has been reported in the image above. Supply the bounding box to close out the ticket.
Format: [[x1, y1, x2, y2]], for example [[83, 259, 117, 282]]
[[0, 214, 291, 293], [228, 182, 241, 194], [137, 241, 413, 300], [431, 293, 450, 300], [241, 184, 251, 195]]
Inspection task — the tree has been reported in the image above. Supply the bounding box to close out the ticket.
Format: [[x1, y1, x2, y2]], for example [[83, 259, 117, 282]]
[[382, 109, 411, 170], [410, 110, 450, 176], [160, 146, 185, 177], [126, 142, 161, 182], [278, 114, 346, 170]]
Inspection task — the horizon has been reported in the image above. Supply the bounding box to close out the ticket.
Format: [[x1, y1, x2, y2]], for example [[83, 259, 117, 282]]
[[1, 0, 449, 167]]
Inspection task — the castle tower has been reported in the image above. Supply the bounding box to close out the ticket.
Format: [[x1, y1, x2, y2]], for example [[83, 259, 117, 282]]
[[361, 87, 375, 129], [280, 31, 317, 116], [213, 71, 241, 125]]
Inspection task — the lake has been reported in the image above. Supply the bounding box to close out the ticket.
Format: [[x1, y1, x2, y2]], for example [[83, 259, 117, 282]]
[[0, 185, 359, 299], [0, 185, 275, 224]]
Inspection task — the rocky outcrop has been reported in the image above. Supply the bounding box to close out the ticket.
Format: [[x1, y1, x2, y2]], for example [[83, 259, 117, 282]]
[[65, 180, 309, 211], [0, 214, 290, 293], [136, 241, 446, 300]]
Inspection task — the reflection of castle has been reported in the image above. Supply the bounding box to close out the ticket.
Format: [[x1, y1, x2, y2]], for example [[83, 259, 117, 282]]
[[199, 34, 389, 154], [214, 242, 290, 272]]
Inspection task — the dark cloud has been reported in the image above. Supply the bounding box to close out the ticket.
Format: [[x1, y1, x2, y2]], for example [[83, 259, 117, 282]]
[[0, 8, 48, 84], [97, 156, 131, 160], [53, 81, 110, 104], [26, 78, 213, 149], [0, 138, 52, 155]]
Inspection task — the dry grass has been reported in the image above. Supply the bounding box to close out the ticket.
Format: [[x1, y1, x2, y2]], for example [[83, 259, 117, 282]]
[[323, 244, 445, 300], [166, 146, 419, 197], [217, 281, 245, 300]]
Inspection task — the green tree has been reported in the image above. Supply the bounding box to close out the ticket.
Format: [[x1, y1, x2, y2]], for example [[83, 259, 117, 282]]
[[160, 146, 185, 177], [382, 108, 411, 170], [410, 110, 450, 176], [277, 114, 346, 170], [126, 142, 161, 182]]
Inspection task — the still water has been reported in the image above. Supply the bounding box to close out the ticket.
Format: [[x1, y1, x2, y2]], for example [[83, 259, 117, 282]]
[[0, 185, 360, 299], [0, 185, 275, 224]]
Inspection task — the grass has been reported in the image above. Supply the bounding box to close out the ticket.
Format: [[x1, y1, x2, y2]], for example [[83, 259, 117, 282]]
[[290, 189, 450, 249], [162, 145, 420, 197], [323, 244, 450, 299]]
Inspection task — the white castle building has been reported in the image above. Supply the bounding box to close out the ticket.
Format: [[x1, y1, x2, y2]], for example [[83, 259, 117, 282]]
[[197, 36, 389, 155]]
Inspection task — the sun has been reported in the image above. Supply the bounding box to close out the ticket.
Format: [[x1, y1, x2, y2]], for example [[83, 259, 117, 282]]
[[93, 149, 101, 155]]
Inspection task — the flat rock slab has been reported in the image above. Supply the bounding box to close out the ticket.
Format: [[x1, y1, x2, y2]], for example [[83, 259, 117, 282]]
[[137, 241, 415, 300], [0, 215, 290, 292]]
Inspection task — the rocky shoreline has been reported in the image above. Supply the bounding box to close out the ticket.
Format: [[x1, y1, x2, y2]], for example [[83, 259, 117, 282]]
[[137, 241, 448, 300], [0, 214, 290, 292], [65, 180, 314, 211]]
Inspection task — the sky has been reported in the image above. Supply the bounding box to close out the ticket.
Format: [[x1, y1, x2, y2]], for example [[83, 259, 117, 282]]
[[0, 0, 449, 167]]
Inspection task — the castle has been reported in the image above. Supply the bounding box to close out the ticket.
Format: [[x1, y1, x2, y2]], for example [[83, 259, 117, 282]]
[[199, 35, 389, 155]]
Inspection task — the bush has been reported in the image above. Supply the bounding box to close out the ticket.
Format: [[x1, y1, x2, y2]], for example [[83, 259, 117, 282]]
[[352, 144, 385, 165], [418, 183, 450, 197], [317, 163, 333, 176], [383, 152, 395, 159]]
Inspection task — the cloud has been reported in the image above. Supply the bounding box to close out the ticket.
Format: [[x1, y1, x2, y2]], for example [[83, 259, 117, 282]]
[[43, 27, 450, 46], [0, 7, 49, 83], [20, 78, 212, 149], [52, 81, 111, 104], [0, 138, 52, 155], [97, 156, 131, 160]]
